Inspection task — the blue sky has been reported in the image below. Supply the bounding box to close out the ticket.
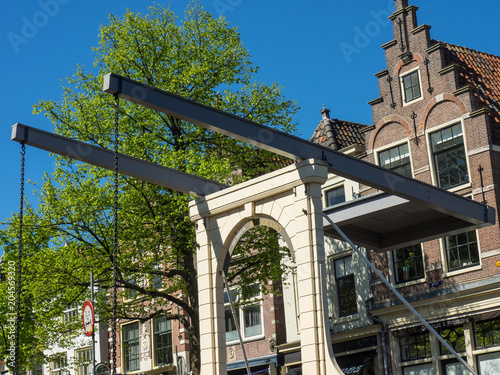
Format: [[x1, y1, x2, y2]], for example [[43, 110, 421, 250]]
[[1, 0, 499, 251]]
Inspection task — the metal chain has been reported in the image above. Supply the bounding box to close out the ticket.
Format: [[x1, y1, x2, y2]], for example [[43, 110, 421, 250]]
[[14, 143, 26, 375], [112, 95, 119, 375]]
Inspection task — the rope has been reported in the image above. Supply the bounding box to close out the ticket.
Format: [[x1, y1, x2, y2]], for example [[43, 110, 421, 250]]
[[112, 95, 119, 375], [14, 143, 26, 375]]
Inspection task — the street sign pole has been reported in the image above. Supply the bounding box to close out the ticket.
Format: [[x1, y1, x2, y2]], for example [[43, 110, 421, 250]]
[[91, 272, 96, 375]]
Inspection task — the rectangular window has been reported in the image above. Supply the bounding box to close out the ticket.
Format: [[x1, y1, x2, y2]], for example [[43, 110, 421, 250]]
[[445, 230, 479, 271], [393, 244, 425, 284], [75, 348, 92, 375], [478, 352, 500, 374], [441, 359, 468, 375], [403, 363, 433, 375], [151, 261, 162, 290], [400, 332, 431, 361], [126, 278, 138, 299], [51, 354, 68, 375], [63, 303, 78, 324], [243, 304, 262, 337], [475, 317, 500, 349], [33, 362, 43, 375], [378, 143, 411, 177], [334, 256, 357, 317], [224, 288, 239, 342], [154, 316, 173, 366], [440, 325, 465, 355], [123, 323, 140, 372], [402, 70, 422, 103], [430, 123, 469, 189], [326, 186, 345, 207], [224, 285, 262, 342]]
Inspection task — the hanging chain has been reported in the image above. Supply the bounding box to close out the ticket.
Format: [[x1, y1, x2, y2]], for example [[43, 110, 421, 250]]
[[14, 143, 26, 375], [112, 95, 119, 375]]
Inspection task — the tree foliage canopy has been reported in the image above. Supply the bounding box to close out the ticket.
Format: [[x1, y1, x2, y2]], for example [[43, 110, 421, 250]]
[[0, 3, 297, 374]]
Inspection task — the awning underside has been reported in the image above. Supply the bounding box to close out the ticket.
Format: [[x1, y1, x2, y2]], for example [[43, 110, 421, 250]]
[[323, 192, 495, 252]]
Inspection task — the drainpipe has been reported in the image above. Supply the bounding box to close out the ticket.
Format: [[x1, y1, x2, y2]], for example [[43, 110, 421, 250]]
[[368, 314, 389, 375]]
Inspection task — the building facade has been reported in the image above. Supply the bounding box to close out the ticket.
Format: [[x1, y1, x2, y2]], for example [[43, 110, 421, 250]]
[[310, 0, 500, 374]]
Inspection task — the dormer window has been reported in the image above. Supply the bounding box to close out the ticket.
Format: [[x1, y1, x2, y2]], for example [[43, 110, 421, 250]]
[[401, 70, 422, 103]]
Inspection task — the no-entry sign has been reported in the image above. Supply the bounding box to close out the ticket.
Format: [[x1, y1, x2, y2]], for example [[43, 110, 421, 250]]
[[82, 300, 95, 337]]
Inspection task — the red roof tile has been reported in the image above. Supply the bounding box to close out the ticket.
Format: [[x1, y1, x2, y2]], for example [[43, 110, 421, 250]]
[[443, 43, 500, 143], [310, 118, 367, 150]]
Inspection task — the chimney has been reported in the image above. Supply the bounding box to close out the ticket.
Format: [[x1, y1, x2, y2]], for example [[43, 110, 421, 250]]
[[394, 0, 408, 11], [320, 105, 331, 120]]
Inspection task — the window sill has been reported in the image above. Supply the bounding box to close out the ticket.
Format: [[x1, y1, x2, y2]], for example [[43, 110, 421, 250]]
[[226, 334, 265, 346], [402, 95, 424, 107], [472, 347, 500, 356], [395, 277, 427, 288], [399, 358, 433, 367], [332, 313, 360, 325], [445, 182, 472, 193], [124, 370, 142, 374], [437, 353, 467, 361], [442, 264, 482, 278]]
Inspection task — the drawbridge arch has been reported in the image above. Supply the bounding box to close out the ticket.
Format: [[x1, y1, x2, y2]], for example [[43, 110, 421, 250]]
[[220, 215, 295, 275], [190, 159, 343, 375]]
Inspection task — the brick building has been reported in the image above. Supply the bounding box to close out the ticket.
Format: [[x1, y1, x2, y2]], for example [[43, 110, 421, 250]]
[[297, 0, 500, 374]]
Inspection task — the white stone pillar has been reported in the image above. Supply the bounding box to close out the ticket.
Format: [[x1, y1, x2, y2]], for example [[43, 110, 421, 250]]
[[196, 218, 224, 375], [293, 178, 343, 374]]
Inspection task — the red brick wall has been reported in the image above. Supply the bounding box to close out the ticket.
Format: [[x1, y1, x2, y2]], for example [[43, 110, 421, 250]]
[[362, 3, 500, 307]]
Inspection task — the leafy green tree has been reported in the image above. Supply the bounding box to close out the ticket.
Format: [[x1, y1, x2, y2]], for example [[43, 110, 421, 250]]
[[0, 3, 297, 374]]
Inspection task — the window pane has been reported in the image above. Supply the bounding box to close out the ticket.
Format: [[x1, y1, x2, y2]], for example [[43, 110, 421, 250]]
[[334, 256, 357, 317], [443, 361, 468, 375], [154, 316, 173, 366], [393, 244, 425, 283], [335, 258, 346, 278], [400, 332, 431, 361], [224, 289, 238, 303], [440, 326, 465, 354], [243, 305, 262, 337], [430, 124, 469, 189], [76, 348, 92, 375], [123, 323, 140, 372], [478, 352, 500, 373], [445, 231, 479, 271], [225, 308, 239, 341], [403, 363, 433, 375], [378, 144, 411, 177], [326, 186, 345, 207], [152, 261, 162, 289], [475, 317, 500, 349], [402, 71, 422, 103]]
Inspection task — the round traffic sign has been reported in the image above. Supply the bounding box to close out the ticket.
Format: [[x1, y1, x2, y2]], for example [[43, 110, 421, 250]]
[[82, 300, 95, 336]]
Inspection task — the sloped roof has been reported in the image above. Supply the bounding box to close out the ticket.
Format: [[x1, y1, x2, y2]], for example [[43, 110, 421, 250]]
[[443, 42, 500, 143], [310, 117, 367, 151]]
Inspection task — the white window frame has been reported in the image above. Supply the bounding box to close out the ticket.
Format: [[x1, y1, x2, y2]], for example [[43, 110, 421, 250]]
[[426, 119, 471, 192], [50, 353, 69, 375], [122, 321, 140, 373], [151, 261, 163, 290], [374, 140, 414, 178], [324, 184, 346, 208], [224, 285, 264, 344], [75, 347, 92, 375], [387, 244, 427, 288], [63, 303, 79, 324], [400, 67, 424, 106], [440, 229, 482, 277], [328, 253, 359, 323], [153, 315, 173, 367]]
